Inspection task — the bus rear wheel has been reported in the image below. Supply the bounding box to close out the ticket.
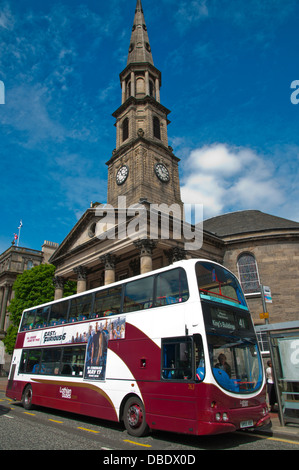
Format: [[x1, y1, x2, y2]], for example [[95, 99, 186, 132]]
[[22, 384, 34, 410], [123, 396, 149, 437]]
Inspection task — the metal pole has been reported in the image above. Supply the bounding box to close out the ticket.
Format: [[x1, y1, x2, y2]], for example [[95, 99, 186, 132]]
[[260, 284, 284, 424], [17, 220, 22, 247], [267, 331, 285, 426]]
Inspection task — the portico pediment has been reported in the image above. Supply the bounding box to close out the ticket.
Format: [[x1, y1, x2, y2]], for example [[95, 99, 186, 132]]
[[49, 208, 100, 265]]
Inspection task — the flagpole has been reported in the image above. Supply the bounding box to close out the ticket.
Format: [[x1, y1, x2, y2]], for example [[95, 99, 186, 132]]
[[17, 220, 23, 247]]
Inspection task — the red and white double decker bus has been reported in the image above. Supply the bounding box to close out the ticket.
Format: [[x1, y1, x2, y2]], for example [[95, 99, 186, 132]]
[[6, 259, 270, 436]]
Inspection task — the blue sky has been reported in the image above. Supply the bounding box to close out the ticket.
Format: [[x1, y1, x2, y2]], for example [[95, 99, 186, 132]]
[[0, 0, 299, 253]]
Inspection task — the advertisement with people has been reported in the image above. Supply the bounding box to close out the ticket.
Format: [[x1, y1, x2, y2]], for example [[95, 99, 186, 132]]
[[83, 318, 125, 380], [23, 316, 126, 381]]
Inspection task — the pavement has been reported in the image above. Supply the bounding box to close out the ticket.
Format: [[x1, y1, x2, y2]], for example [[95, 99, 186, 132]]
[[1, 377, 298, 442]]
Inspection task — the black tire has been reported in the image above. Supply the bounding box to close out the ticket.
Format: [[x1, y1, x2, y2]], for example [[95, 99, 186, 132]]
[[22, 384, 34, 410], [123, 396, 149, 437]]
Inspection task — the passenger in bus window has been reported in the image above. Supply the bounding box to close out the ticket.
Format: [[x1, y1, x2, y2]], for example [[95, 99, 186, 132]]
[[215, 353, 231, 378]]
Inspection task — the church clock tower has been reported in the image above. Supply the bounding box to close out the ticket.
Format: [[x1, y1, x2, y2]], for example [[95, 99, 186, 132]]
[[106, 0, 183, 211]]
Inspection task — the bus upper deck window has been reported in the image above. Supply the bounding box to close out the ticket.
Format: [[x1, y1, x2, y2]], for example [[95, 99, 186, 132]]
[[155, 268, 189, 307]]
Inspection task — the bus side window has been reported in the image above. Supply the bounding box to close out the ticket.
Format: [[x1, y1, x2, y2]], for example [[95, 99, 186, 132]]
[[48, 299, 69, 326], [69, 294, 92, 322], [123, 276, 154, 313], [19, 350, 29, 373], [60, 346, 85, 377], [93, 286, 122, 318], [40, 348, 62, 375], [161, 337, 193, 381], [20, 310, 36, 331], [155, 268, 189, 307], [19, 349, 42, 374], [34, 307, 50, 328]]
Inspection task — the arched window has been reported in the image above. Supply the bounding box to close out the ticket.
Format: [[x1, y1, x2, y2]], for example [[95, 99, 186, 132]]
[[153, 116, 161, 139], [122, 118, 129, 142], [237, 253, 260, 294]]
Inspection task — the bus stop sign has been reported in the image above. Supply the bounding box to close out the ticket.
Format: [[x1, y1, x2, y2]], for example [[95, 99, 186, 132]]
[[263, 286, 272, 303]]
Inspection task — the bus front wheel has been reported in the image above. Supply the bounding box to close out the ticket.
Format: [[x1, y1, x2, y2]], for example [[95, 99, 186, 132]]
[[123, 396, 149, 437], [22, 384, 34, 410]]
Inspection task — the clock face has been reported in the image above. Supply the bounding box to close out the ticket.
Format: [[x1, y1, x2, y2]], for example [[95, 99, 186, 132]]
[[155, 163, 170, 182], [116, 165, 129, 185]]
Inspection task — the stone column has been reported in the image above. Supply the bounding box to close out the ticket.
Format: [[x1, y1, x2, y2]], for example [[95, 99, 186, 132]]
[[73, 266, 88, 293], [100, 254, 117, 285], [0, 284, 10, 332], [164, 246, 186, 264], [131, 71, 135, 97], [145, 71, 149, 96], [155, 77, 160, 102], [134, 240, 156, 274], [53, 276, 65, 300], [121, 79, 126, 104]]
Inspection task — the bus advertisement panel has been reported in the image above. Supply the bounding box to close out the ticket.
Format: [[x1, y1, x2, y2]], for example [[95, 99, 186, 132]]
[[22, 317, 126, 381]]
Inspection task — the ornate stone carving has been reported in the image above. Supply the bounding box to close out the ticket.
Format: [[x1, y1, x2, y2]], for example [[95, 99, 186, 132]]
[[134, 239, 156, 256], [73, 265, 88, 280], [53, 276, 65, 289], [164, 246, 186, 264], [99, 254, 117, 270]]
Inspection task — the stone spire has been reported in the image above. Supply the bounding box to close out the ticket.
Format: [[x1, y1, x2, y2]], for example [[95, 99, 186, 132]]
[[127, 0, 154, 66], [106, 0, 183, 211]]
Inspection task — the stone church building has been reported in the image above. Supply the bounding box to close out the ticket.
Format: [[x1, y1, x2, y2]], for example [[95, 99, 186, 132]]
[[50, 0, 299, 330]]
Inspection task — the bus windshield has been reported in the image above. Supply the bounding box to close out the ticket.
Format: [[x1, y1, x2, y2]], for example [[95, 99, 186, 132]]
[[202, 302, 263, 394], [196, 261, 247, 308]]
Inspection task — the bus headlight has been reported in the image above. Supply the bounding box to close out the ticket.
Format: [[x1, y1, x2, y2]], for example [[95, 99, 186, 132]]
[[215, 413, 221, 421], [222, 412, 229, 422]]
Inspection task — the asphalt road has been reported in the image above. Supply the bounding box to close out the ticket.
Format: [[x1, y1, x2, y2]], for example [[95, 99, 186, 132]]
[[1, 390, 298, 452]]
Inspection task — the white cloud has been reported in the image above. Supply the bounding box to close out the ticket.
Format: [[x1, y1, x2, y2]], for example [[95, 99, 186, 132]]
[[181, 143, 286, 219], [2, 84, 66, 146], [0, 3, 14, 30], [187, 144, 242, 175], [182, 173, 225, 215], [231, 177, 282, 208], [174, 0, 208, 31]]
